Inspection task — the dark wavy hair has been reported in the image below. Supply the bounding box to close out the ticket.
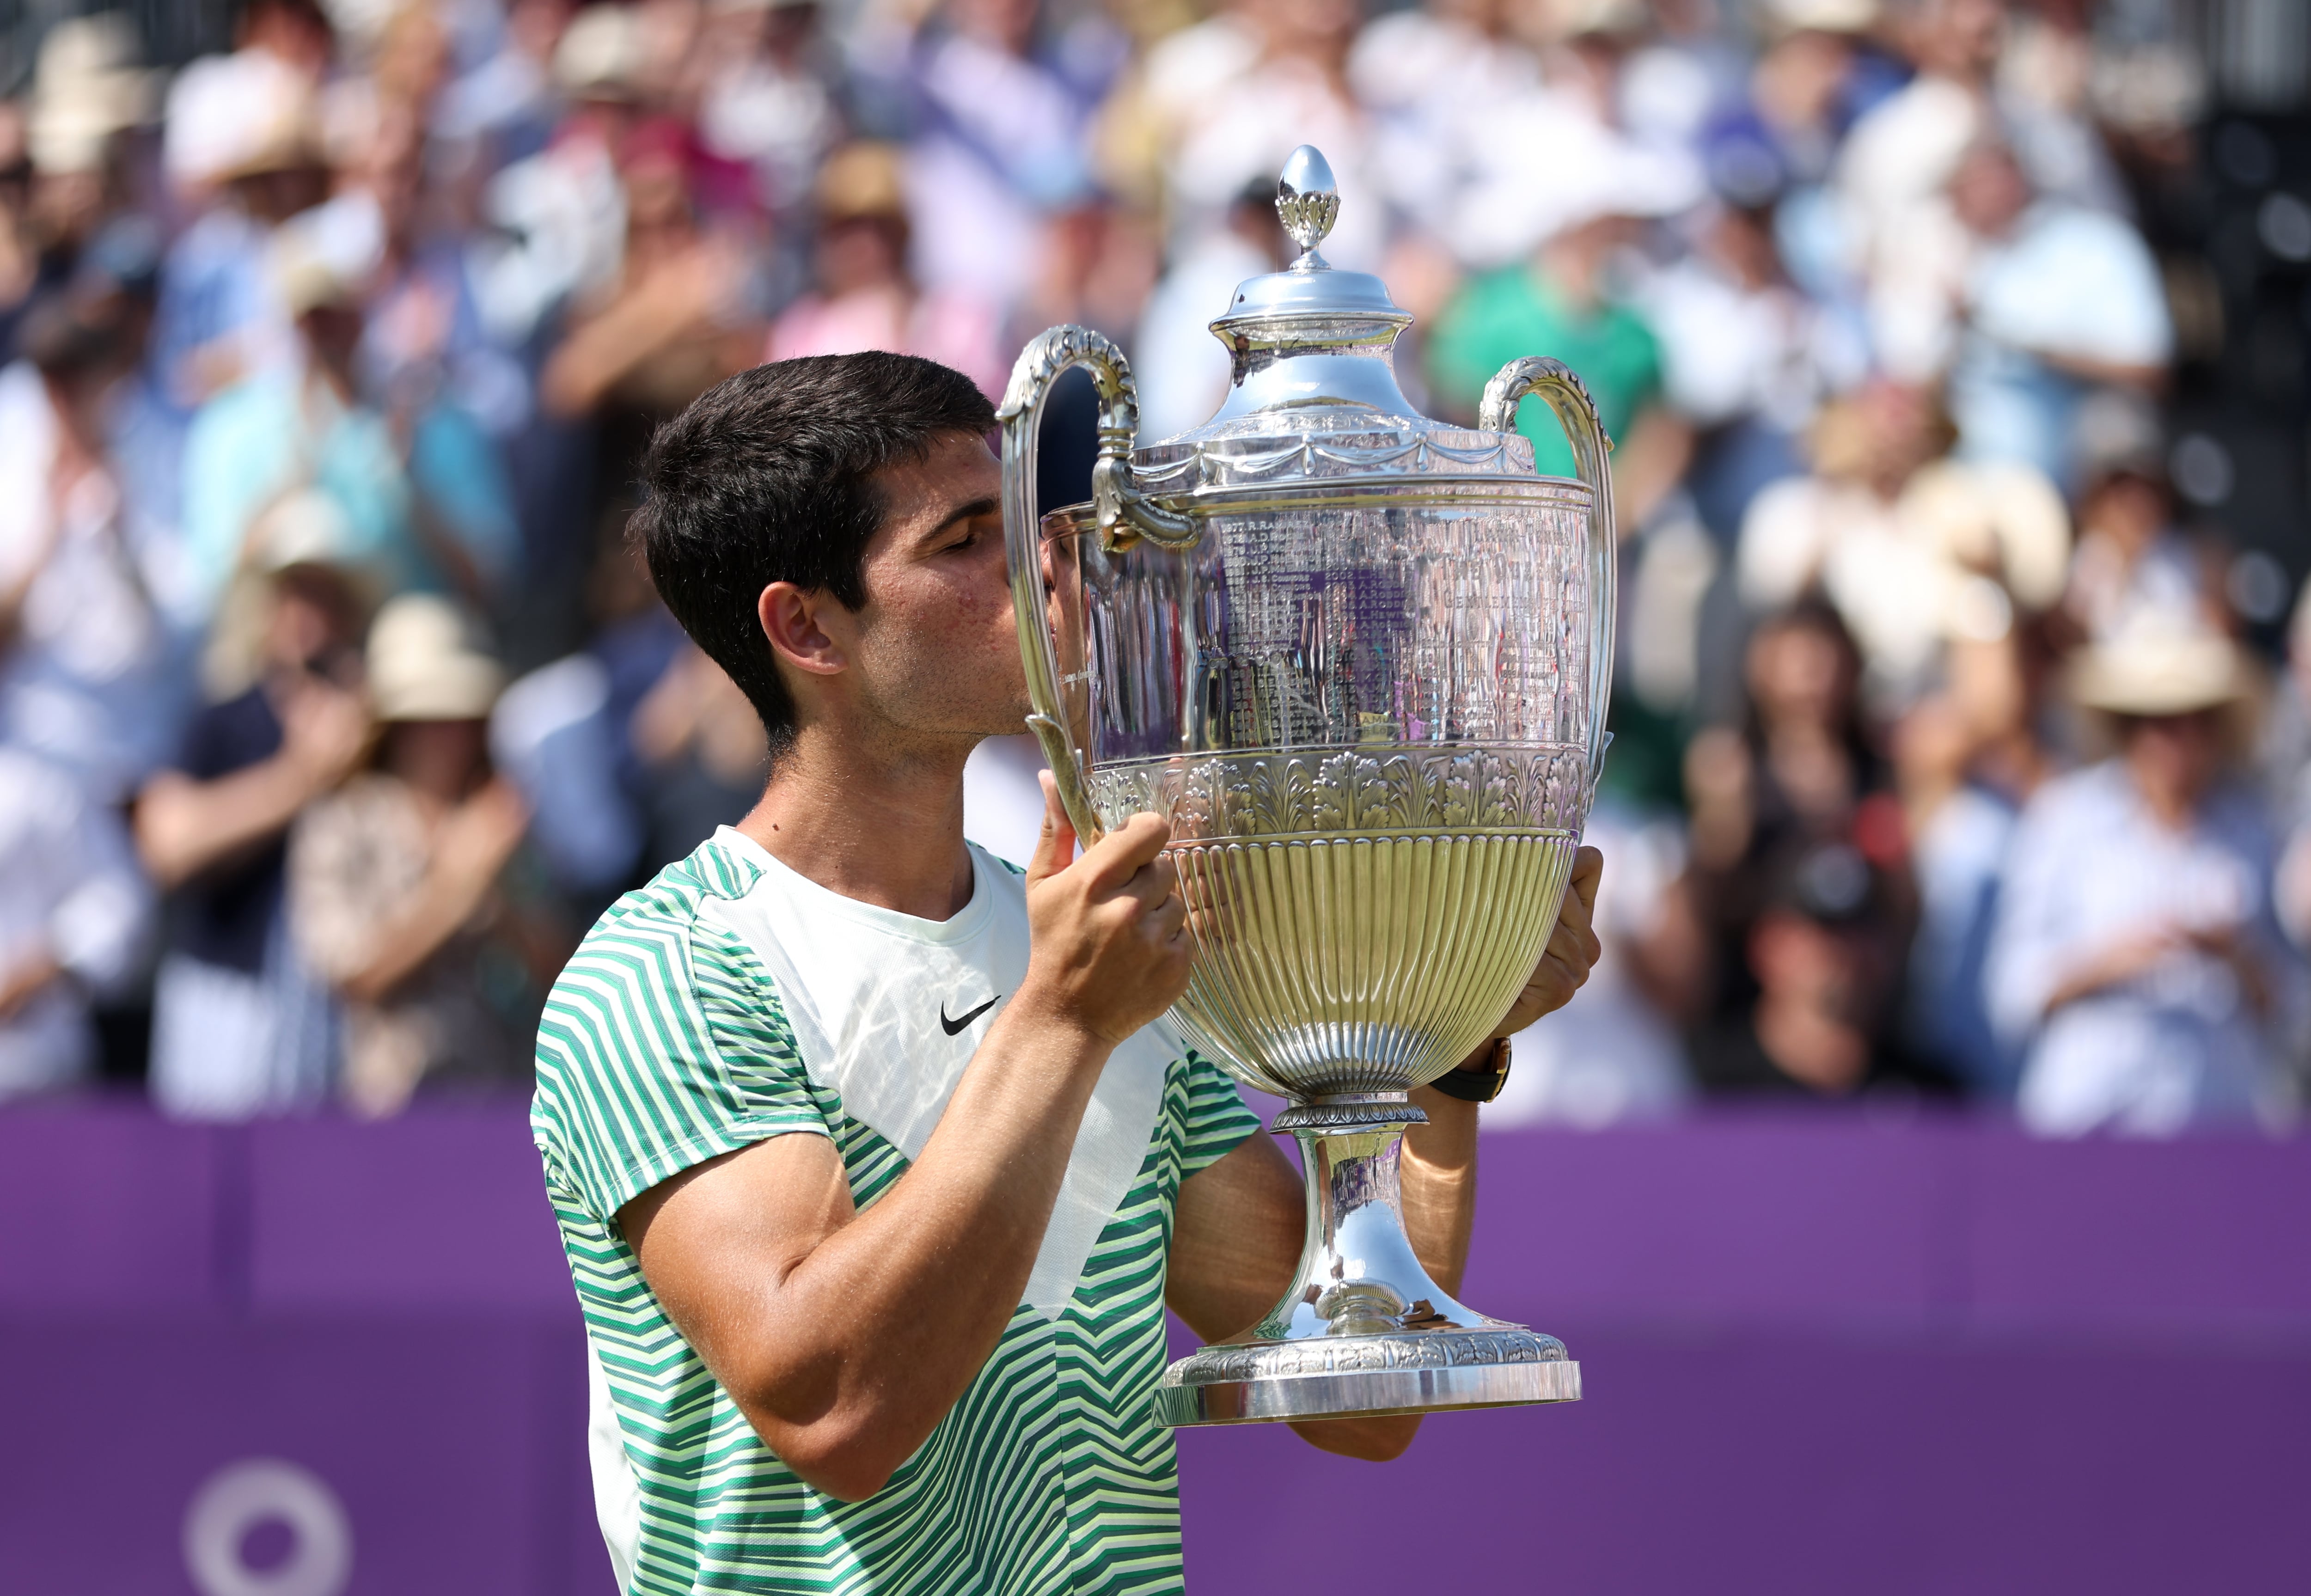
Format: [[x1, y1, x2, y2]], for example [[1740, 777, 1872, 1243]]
[[631, 353, 995, 761]]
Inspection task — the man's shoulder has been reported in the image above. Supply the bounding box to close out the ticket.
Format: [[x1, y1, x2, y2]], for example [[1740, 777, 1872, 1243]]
[[533, 837, 823, 1205], [549, 836, 772, 1012]]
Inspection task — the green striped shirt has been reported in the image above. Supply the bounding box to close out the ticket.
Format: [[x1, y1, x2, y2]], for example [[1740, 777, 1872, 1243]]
[[532, 834, 1261, 1594]]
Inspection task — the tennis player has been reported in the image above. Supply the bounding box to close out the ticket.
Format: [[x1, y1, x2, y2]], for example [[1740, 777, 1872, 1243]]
[[532, 352, 1602, 1594]]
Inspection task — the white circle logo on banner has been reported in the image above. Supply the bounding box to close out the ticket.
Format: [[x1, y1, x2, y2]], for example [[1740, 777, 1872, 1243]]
[[183, 1458, 355, 1596]]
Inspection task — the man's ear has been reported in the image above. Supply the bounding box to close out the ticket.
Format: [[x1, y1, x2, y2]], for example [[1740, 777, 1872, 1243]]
[[758, 581, 850, 679]]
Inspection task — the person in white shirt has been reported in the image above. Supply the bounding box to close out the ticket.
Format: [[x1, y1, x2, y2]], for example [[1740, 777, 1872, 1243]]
[[1943, 138, 2172, 489], [1988, 624, 2305, 1136], [0, 292, 191, 806]]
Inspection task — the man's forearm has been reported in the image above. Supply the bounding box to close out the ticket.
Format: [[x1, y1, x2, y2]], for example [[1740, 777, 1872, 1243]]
[[689, 1002, 1113, 1498], [1400, 1083, 1480, 1296], [135, 760, 315, 889]]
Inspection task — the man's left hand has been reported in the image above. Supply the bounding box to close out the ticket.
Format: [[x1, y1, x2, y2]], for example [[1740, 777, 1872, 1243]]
[[1480, 844, 1604, 1046]]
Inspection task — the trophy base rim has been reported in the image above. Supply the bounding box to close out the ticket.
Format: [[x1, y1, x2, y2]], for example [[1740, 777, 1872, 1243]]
[[1153, 1329, 1581, 1427]]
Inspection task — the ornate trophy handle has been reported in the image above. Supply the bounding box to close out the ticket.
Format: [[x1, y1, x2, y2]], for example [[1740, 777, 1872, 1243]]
[[1480, 356, 1618, 783], [996, 326, 1197, 844]]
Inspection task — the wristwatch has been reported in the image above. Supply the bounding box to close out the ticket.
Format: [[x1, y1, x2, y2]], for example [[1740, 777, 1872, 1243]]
[[1428, 1035, 1512, 1104]]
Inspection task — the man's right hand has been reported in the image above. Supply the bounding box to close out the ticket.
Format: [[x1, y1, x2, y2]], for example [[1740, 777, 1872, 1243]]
[[1017, 771, 1193, 1048]]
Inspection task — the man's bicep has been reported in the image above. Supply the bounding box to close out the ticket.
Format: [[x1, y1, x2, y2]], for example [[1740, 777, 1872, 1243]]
[[619, 1131, 854, 1376], [1166, 1131, 1302, 1344]]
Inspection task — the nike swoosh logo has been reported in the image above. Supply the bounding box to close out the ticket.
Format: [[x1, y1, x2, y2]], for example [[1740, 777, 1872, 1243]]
[[940, 994, 1000, 1035]]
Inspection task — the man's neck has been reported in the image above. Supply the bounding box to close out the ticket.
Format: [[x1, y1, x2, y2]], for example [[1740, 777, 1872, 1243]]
[[736, 729, 978, 921]]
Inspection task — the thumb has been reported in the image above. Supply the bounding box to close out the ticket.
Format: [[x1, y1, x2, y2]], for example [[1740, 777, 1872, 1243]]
[[1026, 769, 1076, 884]]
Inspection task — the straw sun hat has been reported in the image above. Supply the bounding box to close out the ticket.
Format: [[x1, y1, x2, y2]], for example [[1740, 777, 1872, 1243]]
[[366, 594, 507, 722], [2068, 623, 2250, 719]]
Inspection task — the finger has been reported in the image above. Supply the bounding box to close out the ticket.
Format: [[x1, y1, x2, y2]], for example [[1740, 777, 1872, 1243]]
[[1568, 846, 1604, 915], [1117, 848, 1180, 911], [1149, 887, 1189, 943], [1078, 811, 1170, 889], [1027, 770, 1076, 885]]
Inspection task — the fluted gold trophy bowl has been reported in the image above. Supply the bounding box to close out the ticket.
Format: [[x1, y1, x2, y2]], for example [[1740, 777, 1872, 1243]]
[[997, 147, 1613, 1425]]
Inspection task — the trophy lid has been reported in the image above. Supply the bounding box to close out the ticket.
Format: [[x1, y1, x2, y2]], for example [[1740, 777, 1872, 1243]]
[[1132, 145, 1544, 495]]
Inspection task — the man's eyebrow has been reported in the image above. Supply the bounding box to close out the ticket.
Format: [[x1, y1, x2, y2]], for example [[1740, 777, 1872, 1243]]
[[923, 495, 1002, 539]]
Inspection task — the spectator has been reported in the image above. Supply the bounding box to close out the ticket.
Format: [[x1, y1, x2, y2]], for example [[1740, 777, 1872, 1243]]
[[183, 238, 519, 641], [1428, 123, 1699, 526], [696, 0, 850, 224], [20, 16, 159, 294], [538, 113, 764, 534], [1940, 137, 2170, 488], [1988, 624, 2305, 1135], [152, 0, 333, 413], [628, 638, 772, 865], [1835, 0, 2119, 317], [1692, 837, 1950, 1098], [0, 105, 35, 358], [1639, 184, 1859, 543], [2271, 586, 2311, 976], [289, 594, 567, 1115], [1492, 801, 1706, 1125], [1150, 0, 1384, 272], [1737, 381, 2067, 704], [435, 0, 576, 162], [0, 287, 189, 804], [902, 0, 1108, 309], [1131, 177, 1284, 437], [0, 0, 2273, 1128], [764, 141, 1006, 397], [1684, 602, 1912, 1053], [136, 523, 371, 1119], [1687, 601, 1896, 879], [0, 744, 154, 1101], [1891, 613, 2055, 1095], [1348, 0, 1541, 244], [2060, 390, 2216, 642], [465, 2, 639, 355]]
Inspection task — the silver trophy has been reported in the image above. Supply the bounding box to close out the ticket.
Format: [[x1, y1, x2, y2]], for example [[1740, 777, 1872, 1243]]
[[997, 147, 1612, 1426]]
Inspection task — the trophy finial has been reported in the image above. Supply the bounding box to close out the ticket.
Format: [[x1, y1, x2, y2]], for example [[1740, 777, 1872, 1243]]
[[1276, 145, 1340, 267]]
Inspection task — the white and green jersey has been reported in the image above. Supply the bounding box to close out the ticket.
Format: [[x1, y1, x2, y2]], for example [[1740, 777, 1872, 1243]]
[[531, 828, 1260, 1595]]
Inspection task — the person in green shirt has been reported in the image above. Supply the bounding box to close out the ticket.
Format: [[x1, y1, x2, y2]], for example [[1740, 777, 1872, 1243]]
[[1429, 201, 1695, 530]]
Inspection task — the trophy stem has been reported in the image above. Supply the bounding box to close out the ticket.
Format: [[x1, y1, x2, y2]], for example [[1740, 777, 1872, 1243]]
[[1154, 1092, 1580, 1427]]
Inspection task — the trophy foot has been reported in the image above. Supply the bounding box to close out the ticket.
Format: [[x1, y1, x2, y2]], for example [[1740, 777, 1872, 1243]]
[[1155, 1095, 1580, 1427], [1155, 1325, 1579, 1425]]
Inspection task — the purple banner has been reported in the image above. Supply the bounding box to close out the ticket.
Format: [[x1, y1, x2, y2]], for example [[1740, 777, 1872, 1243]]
[[3, 1105, 2305, 1594]]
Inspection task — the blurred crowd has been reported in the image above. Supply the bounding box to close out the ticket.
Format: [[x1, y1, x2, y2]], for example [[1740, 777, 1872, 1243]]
[[0, 0, 2304, 1136]]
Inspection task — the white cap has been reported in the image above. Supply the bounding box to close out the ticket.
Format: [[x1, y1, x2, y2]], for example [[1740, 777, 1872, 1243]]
[[162, 48, 319, 187], [1450, 95, 1704, 268]]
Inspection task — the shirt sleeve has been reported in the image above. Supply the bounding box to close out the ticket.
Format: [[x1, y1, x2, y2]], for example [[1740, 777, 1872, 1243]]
[[533, 907, 832, 1224], [1983, 780, 2080, 1044], [1178, 1048, 1262, 1176]]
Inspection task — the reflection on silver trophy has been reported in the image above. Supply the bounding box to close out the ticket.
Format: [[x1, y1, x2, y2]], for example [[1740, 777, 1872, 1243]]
[[997, 146, 1615, 1426]]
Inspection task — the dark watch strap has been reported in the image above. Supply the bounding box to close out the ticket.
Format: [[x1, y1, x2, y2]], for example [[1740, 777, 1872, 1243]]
[[1429, 1036, 1512, 1104]]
